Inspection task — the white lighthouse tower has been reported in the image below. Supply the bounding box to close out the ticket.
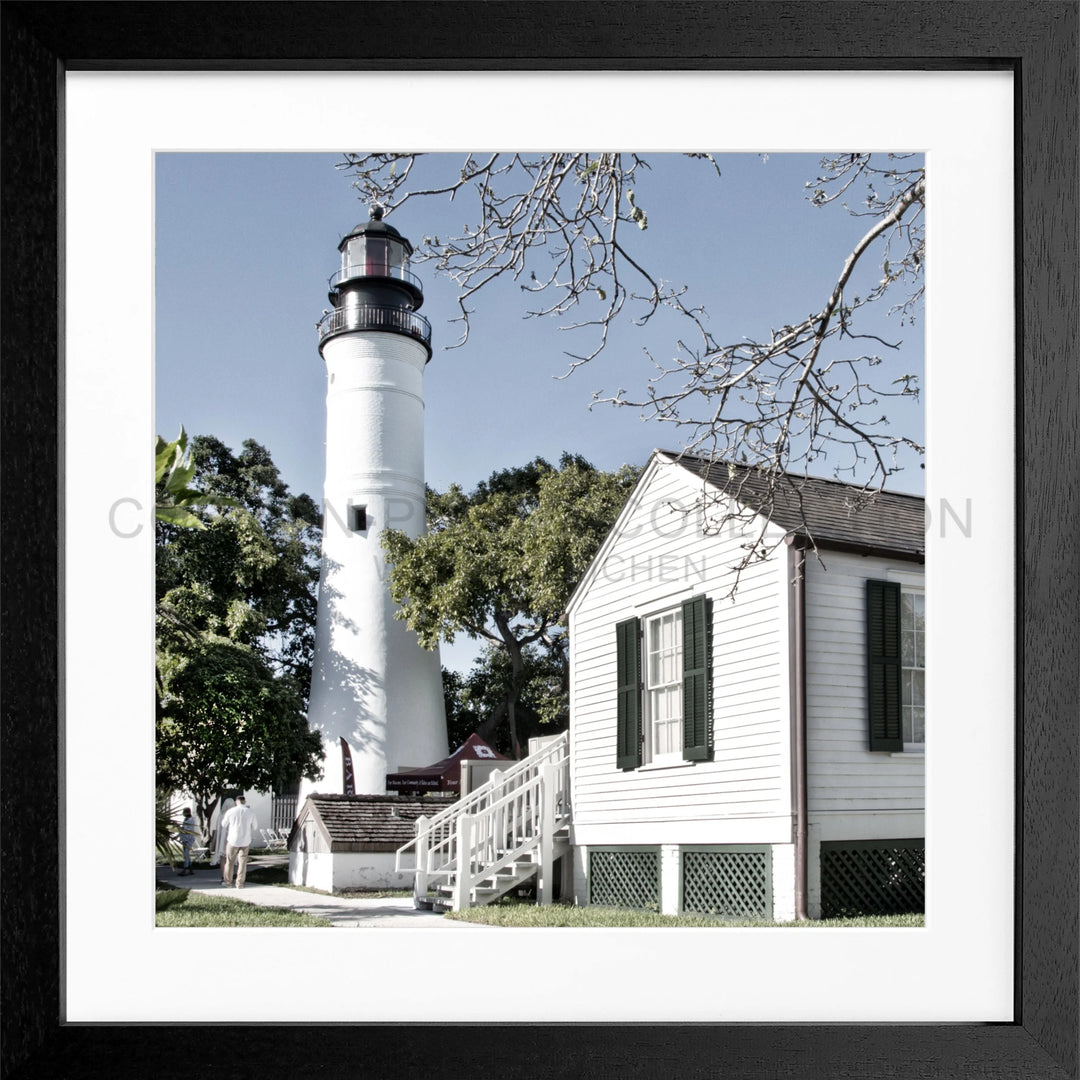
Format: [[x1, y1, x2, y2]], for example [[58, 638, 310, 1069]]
[[302, 207, 448, 798]]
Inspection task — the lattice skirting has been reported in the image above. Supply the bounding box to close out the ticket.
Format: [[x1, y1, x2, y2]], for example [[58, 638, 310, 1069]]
[[682, 846, 772, 918], [820, 839, 925, 917], [587, 847, 661, 911]]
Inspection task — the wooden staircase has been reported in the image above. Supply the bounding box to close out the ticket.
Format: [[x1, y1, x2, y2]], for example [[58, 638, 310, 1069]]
[[427, 825, 571, 912], [395, 732, 571, 912]]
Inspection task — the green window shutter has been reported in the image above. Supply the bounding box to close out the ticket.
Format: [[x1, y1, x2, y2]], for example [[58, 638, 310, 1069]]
[[867, 579, 903, 751], [682, 594, 712, 761], [615, 617, 641, 770]]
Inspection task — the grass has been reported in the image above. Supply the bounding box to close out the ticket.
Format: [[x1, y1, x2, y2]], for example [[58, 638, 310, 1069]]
[[444, 902, 925, 929], [159, 862, 288, 886], [155, 885, 332, 928], [241, 865, 289, 886]]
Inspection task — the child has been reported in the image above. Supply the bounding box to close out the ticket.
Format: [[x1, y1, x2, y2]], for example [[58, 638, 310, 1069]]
[[177, 808, 197, 876]]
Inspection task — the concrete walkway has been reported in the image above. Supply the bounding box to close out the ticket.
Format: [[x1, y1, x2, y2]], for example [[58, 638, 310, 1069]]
[[156, 865, 490, 929]]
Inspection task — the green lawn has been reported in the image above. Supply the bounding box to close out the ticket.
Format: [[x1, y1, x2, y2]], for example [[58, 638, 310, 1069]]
[[444, 903, 925, 929], [155, 885, 331, 928], [237, 864, 289, 886]]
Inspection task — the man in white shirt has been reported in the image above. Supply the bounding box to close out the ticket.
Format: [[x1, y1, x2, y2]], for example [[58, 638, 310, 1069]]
[[220, 793, 258, 888]]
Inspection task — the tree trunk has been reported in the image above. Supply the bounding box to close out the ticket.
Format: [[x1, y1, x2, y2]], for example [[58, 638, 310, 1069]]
[[192, 793, 218, 854], [476, 701, 507, 748], [494, 610, 527, 759]]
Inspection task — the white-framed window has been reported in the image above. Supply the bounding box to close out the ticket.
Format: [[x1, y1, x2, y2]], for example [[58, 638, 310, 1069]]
[[900, 590, 925, 747], [616, 594, 710, 770], [643, 608, 683, 761]]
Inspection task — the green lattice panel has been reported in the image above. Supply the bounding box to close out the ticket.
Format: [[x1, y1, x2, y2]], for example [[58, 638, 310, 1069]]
[[588, 848, 661, 911], [682, 848, 771, 918], [820, 840, 925, 918]]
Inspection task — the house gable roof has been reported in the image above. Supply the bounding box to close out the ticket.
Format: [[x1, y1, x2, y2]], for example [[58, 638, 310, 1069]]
[[565, 450, 925, 619], [292, 794, 456, 853], [563, 453, 672, 617], [666, 452, 925, 559]]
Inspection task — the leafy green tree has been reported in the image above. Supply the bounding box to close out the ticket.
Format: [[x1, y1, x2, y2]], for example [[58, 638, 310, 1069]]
[[442, 642, 569, 756], [156, 435, 321, 691], [156, 435, 324, 838], [383, 454, 638, 757], [155, 426, 238, 528], [156, 634, 322, 841]]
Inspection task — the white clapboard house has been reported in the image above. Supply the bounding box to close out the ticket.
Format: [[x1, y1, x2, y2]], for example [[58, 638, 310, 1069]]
[[398, 450, 925, 920]]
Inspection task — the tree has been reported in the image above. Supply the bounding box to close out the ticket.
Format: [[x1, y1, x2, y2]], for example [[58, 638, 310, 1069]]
[[442, 641, 569, 756], [156, 633, 322, 841], [155, 426, 238, 528], [157, 435, 322, 693], [383, 454, 638, 757], [342, 152, 924, 580], [156, 435, 324, 840]]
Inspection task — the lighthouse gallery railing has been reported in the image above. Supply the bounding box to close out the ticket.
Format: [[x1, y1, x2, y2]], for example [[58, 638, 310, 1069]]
[[317, 304, 431, 347]]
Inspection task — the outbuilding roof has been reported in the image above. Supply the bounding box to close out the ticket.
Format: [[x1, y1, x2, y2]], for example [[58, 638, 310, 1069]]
[[291, 794, 456, 853], [666, 451, 925, 559]]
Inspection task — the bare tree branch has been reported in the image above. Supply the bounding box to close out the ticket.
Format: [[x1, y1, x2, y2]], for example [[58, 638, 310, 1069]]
[[339, 151, 925, 591]]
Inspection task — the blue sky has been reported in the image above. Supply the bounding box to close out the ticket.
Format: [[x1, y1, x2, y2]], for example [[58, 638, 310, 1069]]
[[155, 151, 924, 669]]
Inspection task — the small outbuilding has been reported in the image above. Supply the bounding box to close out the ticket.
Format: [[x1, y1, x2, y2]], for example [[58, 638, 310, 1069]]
[[288, 793, 455, 892]]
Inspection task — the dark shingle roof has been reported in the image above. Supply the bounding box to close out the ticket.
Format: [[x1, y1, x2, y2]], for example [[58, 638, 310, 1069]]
[[667, 452, 924, 559], [296, 794, 456, 851]]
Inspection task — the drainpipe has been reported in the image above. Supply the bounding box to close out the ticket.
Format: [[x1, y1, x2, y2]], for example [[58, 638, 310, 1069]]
[[791, 539, 809, 921]]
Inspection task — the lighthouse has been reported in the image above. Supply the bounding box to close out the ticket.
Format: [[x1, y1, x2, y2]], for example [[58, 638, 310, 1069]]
[[302, 207, 448, 798]]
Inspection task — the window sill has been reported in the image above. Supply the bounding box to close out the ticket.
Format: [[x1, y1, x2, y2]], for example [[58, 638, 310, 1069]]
[[891, 749, 925, 757], [638, 758, 697, 773]]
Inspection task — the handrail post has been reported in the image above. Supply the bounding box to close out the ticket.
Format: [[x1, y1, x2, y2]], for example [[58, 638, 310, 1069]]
[[488, 768, 504, 851], [539, 764, 556, 905], [413, 815, 429, 906], [453, 814, 473, 912]]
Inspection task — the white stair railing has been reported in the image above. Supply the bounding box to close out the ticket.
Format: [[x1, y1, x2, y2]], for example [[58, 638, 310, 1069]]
[[396, 730, 570, 910]]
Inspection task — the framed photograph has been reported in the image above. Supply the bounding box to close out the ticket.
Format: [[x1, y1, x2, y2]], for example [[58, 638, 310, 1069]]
[[2, 3, 1076, 1077]]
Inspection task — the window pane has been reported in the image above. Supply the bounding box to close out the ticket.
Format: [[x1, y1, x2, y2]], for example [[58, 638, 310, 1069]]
[[911, 669, 924, 707], [901, 591, 925, 746], [901, 592, 914, 622], [911, 707, 925, 744], [912, 593, 925, 625], [902, 630, 915, 665], [645, 610, 683, 756]]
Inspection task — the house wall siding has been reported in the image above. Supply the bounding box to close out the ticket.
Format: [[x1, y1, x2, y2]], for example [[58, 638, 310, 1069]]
[[804, 550, 925, 819], [569, 461, 792, 841]]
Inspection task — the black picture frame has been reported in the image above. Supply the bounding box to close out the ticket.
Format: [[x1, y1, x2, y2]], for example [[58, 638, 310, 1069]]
[[1, 3, 1076, 1077]]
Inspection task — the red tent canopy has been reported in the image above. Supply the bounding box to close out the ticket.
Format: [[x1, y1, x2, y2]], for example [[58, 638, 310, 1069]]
[[384, 732, 511, 794]]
